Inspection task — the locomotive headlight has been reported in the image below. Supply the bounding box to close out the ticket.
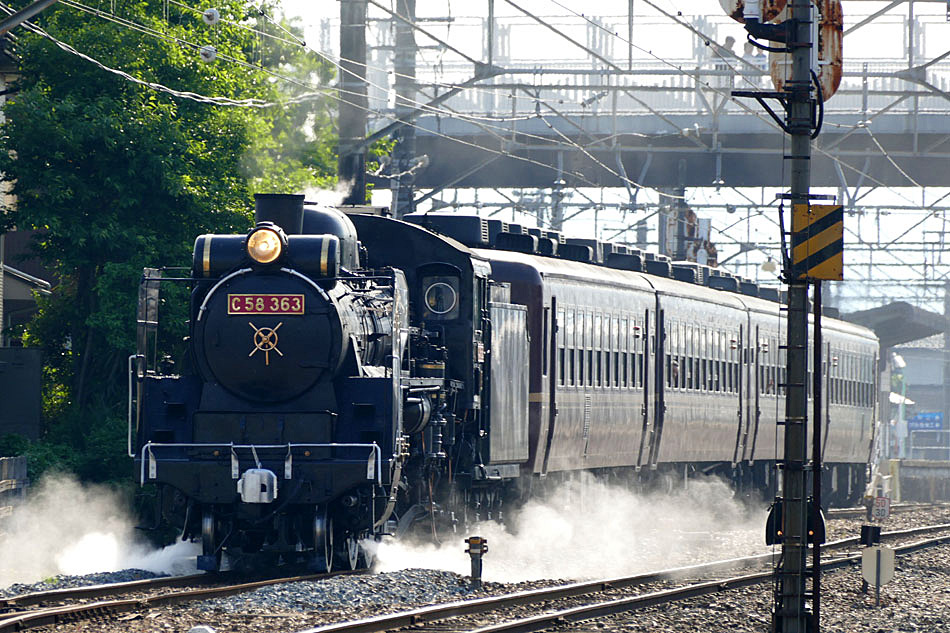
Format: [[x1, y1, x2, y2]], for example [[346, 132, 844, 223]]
[[247, 228, 283, 264]]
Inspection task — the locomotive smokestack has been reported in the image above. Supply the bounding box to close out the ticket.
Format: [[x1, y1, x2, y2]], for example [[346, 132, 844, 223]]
[[254, 193, 304, 234]]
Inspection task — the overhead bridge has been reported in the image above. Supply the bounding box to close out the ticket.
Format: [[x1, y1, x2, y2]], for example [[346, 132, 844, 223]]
[[388, 62, 950, 191]]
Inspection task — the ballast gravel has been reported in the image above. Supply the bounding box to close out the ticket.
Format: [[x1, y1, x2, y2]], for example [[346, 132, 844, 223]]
[[196, 568, 495, 614], [0, 569, 167, 599]]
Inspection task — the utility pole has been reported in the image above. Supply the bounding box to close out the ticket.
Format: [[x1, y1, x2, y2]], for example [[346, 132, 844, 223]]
[[390, 0, 417, 218], [775, 0, 814, 627], [943, 281, 950, 438], [732, 0, 834, 628], [339, 0, 368, 206], [0, 232, 4, 345]]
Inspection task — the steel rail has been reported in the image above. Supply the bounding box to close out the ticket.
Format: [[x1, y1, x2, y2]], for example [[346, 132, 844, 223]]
[[827, 501, 950, 519], [463, 533, 950, 633], [0, 573, 210, 610], [295, 524, 950, 633], [0, 570, 360, 633]]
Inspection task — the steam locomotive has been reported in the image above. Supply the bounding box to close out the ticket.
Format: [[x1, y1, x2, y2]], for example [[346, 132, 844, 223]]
[[130, 194, 878, 571]]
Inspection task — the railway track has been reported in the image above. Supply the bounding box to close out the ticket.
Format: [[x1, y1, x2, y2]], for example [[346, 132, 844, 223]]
[[0, 569, 360, 633], [294, 523, 950, 633], [2, 519, 948, 633], [825, 501, 950, 519]]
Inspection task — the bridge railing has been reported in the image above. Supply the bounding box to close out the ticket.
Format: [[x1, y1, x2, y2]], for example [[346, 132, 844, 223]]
[[402, 58, 950, 123]]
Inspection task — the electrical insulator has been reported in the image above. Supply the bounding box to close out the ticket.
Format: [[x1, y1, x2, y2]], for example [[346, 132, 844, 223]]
[[202, 8, 220, 25], [199, 45, 217, 63]]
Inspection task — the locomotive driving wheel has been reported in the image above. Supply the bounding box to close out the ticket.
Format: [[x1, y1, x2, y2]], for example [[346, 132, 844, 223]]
[[201, 509, 222, 571], [334, 533, 360, 570], [312, 505, 334, 573]]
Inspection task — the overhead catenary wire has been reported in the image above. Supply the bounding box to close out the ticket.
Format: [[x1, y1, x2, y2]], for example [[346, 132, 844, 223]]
[[18, 0, 947, 285], [34, 0, 636, 192], [541, 0, 928, 211]]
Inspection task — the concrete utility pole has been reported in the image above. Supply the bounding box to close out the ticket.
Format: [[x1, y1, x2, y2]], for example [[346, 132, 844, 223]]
[[339, 0, 368, 205], [390, 0, 417, 218], [0, 233, 4, 345], [943, 281, 950, 435], [776, 0, 815, 629]]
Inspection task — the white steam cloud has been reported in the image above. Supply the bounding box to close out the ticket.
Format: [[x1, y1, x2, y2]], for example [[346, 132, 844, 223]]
[[304, 181, 355, 208], [0, 474, 198, 588], [371, 474, 767, 582]]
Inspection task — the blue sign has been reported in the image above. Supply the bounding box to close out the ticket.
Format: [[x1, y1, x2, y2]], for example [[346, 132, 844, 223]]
[[907, 412, 943, 431]]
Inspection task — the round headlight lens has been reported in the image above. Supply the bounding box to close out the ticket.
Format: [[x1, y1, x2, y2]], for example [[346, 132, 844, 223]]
[[247, 228, 282, 264]]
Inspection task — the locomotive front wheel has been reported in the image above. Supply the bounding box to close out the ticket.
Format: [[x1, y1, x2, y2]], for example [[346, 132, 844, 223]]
[[312, 505, 334, 573]]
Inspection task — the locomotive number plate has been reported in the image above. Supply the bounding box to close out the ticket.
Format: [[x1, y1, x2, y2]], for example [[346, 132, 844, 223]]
[[228, 294, 304, 315]]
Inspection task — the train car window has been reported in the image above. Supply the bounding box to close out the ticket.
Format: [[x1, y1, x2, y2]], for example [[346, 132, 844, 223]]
[[594, 313, 602, 351], [577, 348, 583, 386], [570, 348, 576, 387], [421, 275, 461, 321], [559, 348, 565, 386]]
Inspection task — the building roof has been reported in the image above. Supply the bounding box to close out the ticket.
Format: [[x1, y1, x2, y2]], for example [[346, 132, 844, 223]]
[[3, 264, 51, 294], [844, 301, 947, 349], [895, 333, 948, 351]]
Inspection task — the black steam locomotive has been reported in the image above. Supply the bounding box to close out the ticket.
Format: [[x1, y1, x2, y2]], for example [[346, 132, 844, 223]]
[[130, 194, 878, 571]]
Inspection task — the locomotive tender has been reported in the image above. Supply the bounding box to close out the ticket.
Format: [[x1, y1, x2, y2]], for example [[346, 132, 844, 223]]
[[130, 194, 878, 571]]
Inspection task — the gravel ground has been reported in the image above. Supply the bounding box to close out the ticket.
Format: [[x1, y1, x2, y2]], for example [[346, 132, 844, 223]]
[[825, 505, 950, 542], [195, 569, 521, 614], [0, 569, 168, 600], [558, 542, 950, 633]]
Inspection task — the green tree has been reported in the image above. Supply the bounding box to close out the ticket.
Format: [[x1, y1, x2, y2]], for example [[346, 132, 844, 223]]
[[0, 0, 336, 481]]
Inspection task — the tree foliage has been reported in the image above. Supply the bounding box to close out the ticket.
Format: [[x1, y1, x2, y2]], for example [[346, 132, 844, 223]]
[[0, 0, 337, 480]]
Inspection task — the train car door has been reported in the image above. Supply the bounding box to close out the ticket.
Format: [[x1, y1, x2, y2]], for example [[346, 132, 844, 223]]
[[636, 308, 652, 470], [541, 297, 558, 475], [734, 321, 757, 464], [638, 301, 665, 470], [733, 323, 747, 464], [649, 307, 666, 468], [747, 324, 763, 461], [821, 340, 831, 461]]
